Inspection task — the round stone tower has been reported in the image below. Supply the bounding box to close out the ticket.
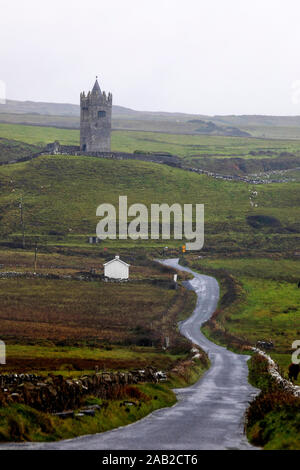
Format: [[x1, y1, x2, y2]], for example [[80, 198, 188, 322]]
[[80, 78, 112, 152]]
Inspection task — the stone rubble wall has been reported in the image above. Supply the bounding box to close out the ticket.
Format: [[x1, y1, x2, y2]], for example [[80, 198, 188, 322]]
[[0, 150, 45, 166], [0, 271, 99, 281], [0, 367, 161, 413], [252, 348, 300, 398], [0, 271, 176, 289]]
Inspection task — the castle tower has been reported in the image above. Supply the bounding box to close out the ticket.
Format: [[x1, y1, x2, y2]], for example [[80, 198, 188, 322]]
[[80, 77, 112, 152]]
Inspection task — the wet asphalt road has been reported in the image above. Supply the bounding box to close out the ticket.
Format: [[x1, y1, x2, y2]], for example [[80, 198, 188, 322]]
[[1, 258, 259, 450]]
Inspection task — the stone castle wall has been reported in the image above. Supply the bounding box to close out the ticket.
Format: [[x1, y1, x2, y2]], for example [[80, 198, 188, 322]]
[[44, 142, 182, 167]]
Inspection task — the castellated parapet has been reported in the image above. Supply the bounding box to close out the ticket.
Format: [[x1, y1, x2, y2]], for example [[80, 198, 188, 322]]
[[80, 78, 112, 152]]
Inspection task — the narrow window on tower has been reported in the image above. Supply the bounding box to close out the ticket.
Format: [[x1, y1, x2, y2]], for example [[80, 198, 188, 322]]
[[98, 111, 106, 118]]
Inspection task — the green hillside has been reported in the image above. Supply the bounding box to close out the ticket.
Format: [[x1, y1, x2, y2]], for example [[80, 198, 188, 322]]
[[0, 154, 299, 251], [0, 138, 41, 163]]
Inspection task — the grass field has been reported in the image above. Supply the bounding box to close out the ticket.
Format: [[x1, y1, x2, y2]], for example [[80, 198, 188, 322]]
[[112, 130, 300, 160], [1, 122, 300, 160], [2, 344, 184, 376], [0, 123, 79, 147], [193, 256, 300, 282], [186, 255, 300, 383], [224, 277, 299, 354], [0, 248, 196, 376], [0, 275, 195, 356]]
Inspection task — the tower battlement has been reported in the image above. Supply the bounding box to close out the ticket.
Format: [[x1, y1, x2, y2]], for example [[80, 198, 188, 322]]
[[80, 90, 112, 105], [80, 78, 112, 152]]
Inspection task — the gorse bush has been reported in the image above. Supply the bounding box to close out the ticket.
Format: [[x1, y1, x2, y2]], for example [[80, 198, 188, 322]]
[[246, 389, 300, 430]]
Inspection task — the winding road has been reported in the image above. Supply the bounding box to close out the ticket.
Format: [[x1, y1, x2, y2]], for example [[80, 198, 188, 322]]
[[1, 258, 259, 450]]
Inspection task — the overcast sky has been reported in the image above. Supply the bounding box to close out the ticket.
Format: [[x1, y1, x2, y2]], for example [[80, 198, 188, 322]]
[[1, 0, 300, 115]]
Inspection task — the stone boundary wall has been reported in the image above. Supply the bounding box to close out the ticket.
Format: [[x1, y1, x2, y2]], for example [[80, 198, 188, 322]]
[[0, 150, 45, 166], [0, 368, 161, 412], [55, 149, 182, 168], [0, 142, 286, 184], [0, 145, 181, 168], [0, 271, 101, 281], [252, 347, 300, 398], [0, 271, 176, 289]]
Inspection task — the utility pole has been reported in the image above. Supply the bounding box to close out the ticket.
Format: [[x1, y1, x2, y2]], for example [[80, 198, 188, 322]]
[[19, 197, 25, 249]]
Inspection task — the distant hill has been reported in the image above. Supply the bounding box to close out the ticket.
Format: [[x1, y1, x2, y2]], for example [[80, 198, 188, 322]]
[[0, 99, 135, 119], [213, 114, 300, 128], [187, 119, 250, 137], [0, 99, 80, 117], [0, 99, 300, 138], [2, 99, 300, 124], [0, 100, 249, 137]]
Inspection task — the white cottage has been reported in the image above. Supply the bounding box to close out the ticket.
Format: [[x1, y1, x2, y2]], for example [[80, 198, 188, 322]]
[[103, 255, 130, 280]]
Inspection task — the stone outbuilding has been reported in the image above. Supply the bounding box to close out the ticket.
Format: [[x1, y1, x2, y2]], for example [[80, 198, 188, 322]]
[[103, 255, 130, 280]]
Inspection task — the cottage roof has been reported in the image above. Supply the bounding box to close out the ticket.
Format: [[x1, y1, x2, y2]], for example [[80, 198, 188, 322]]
[[103, 255, 130, 267]]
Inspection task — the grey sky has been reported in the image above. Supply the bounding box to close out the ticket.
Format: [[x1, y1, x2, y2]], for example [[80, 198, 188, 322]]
[[1, 0, 300, 115]]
